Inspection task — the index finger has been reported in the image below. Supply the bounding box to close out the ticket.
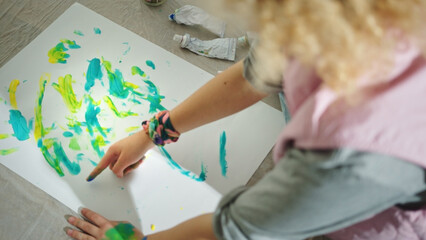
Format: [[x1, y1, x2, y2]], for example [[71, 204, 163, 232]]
[[86, 149, 117, 182]]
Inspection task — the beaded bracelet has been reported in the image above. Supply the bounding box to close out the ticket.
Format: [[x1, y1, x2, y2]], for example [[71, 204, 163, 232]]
[[142, 110, 180, 146]]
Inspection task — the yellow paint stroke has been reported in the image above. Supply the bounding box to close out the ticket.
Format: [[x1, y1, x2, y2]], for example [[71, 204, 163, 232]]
[[125, 126, 140, 133], [52, 74, 82, 113], [8, 79, 20, 109], [34, 73, 52, 141], [0, 148, 19, 156], [104, 96, 137, 118], [0, 134, 10, 139]]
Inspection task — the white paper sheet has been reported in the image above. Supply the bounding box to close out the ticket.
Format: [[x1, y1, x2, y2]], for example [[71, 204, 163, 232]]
[[0, 3, 284, 233]]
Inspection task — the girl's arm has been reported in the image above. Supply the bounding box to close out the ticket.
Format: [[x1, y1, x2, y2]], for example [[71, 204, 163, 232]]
[[88, 60, 267, 179], [170, 60, 267, 133]]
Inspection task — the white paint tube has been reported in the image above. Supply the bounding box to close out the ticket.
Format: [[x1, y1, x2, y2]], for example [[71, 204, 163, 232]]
[[169, 5, 226, 38], [173, 34, 236, 61]]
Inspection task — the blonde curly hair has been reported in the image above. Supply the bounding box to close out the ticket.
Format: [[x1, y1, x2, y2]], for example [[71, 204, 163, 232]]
[[219, 0, 426, 94]]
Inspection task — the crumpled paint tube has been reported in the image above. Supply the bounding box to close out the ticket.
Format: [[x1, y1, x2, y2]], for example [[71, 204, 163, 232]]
[[169, 5, 226, 38], [173, 33, 236, 61]]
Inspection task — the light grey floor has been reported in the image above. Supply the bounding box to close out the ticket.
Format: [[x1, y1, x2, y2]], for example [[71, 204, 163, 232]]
[[0, 0, 281, 239]]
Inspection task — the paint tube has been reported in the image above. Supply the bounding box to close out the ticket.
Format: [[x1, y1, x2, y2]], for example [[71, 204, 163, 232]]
[[237, 32, 258, 48], [169, 5, 226, 38], [173, 34, 236, 61]]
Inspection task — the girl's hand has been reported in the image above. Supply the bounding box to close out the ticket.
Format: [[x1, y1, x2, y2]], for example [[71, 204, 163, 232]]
[[65, 208, 144, 240], [87, 130, 155, 181]]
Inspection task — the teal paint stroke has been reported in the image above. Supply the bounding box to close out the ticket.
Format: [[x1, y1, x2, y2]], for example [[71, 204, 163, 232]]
[[38, 139, 81, 176], [74, 30, 84, 36], [76, 153, 97, 166], [8, 109, 30, 141], [76, 153, 84, 161], [122, 42, 131, 55], [103, 59, 132, 99], [53, 141, 80, 175], [28, 118, 34, 131], [85, 97, 107, 137], [146, 60, 156, 70], [143, 80, 166, 113], [91, 135, 109, 158], [63, 131, 74, 137], [48, 39, 81, 64], [85, 58, 103, 91], [68, 122, 83, 135], [219, 131, 228, 177], [94, 27, 101, 34], [159, 147, 206, 182]]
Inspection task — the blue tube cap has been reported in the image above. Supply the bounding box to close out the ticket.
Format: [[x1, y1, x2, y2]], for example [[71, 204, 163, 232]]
[[168, 13, 175, 21]]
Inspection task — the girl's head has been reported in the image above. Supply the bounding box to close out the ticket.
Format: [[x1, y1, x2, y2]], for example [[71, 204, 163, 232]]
[[220, 0, 426, 94]]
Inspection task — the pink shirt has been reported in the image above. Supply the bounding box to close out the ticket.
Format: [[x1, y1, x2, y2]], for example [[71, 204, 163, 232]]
[[274, 41, 426, 169], [274, 40, 426, 239]]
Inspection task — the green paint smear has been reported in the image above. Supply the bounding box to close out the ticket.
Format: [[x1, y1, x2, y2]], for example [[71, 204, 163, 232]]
[[131, 66, 146, 77], [69, 137, 81, 150], [0, 148, 19, 156], [146, 60, 155, 70], [85, 58, 103, 92], [103, 223, 139, 240], [47, 39, 81, 64], [94, 27, 101, 34], [0, 134, 10, 139], [104, 96, 137, 118], [74, 30, 84, 36], [52, 74, 82, 113], [85, 96, 107, 137], [159, 147, 206, 182], [91, 135, 109, 158], [219, 131, 228, 177], [8, 109, 30, 141]]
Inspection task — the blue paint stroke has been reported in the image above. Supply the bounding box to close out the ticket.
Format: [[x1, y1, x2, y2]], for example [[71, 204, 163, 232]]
[[159, 147, 206, 182], [122, 42, 131, 55], [85, 58, 103, 92], [219, 131, 228, 177], [63, 131, 74, 137], [146, 60, 156, 70], [94, 27, 101, 35], [8, 110, 30, 141], [85, 98, 107, 137]]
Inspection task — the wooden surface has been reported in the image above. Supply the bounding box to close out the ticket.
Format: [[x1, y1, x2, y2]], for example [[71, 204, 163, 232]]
[[0, 0, 280, 239]]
